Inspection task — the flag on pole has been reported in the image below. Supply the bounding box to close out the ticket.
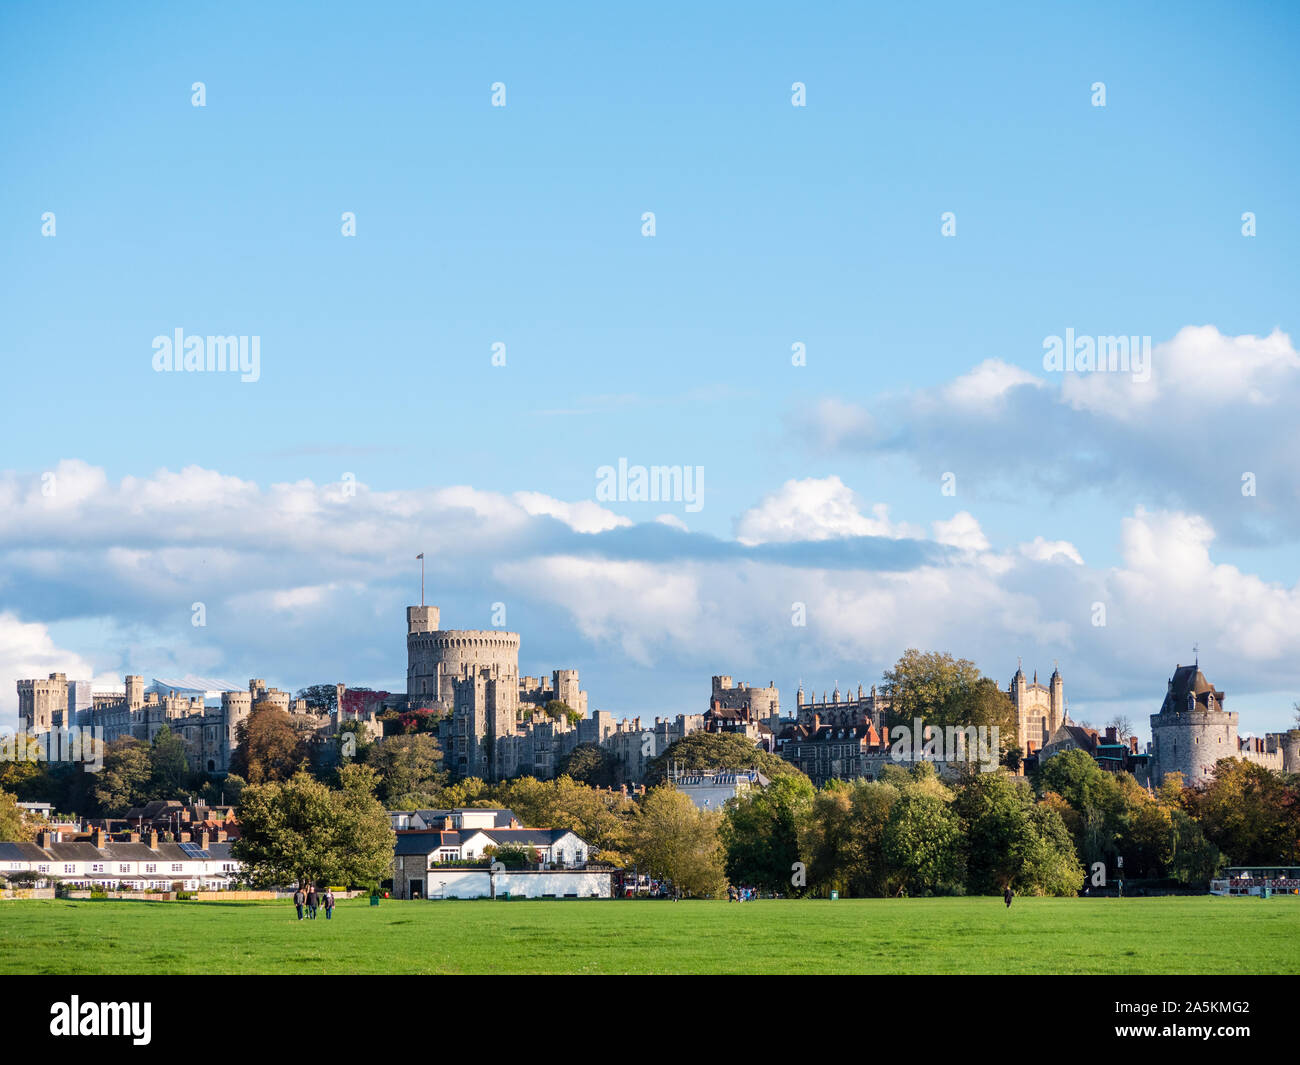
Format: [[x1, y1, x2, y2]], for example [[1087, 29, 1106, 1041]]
[[416, 553, 424, 559]]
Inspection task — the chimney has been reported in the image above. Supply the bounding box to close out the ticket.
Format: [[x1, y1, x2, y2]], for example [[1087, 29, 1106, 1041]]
[[198, 830, 210, 850], [127, 832, 140, 843], [37, 828, 57, 849], [443, 816, 454, 830], [146, 830, 160, 851], [90, 827, 105, 849]]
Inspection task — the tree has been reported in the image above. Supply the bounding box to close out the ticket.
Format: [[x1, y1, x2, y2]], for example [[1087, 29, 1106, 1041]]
[[0, 788, 32, 842], [230, 703, 307, 784], [1190, 758, 1300, 865], [365, 733, 443, 803], [555, 743, 618, 789], [199, 773, 245, 808], [546, 776, 634, 864], [882, 789, 965, 896], [630, 786, 728, 897], [721, 774, 815, 893], [233, 768, 394, 889], [149, 726, 190, 798], [297, 684, 342, 714], [1106, 716, 1135, 744], [953, 770, 1082, 895], [881, 649, 1017, 755], [92, 739, 152, 815], [642, 731, 805, 788]]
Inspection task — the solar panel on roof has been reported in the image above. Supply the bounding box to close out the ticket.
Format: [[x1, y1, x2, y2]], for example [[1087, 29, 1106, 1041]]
[[178, 843, 211, 859]]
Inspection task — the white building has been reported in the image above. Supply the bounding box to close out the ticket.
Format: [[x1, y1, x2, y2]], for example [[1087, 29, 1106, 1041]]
[[0, 828, 241, 891], [392, 826, 603, 899]]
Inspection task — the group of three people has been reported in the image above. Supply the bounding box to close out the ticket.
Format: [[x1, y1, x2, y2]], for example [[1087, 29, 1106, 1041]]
[[293, 886, 336, 920]]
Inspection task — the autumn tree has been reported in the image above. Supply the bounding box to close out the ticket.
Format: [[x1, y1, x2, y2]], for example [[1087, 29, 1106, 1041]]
[[0, 787, 32, 842], [1190, 758, 1300, 865], [230, 702, 307, 784]]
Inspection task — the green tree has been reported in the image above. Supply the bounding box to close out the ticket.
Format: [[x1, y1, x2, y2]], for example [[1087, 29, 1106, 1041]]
[[642, 731, 805, 788], [149, 726, 190, 798], [630, 786, 728, 897], [555, 743, 618, 789], [365, 733, 444, 803], [882, 789, 965, 896], [721, 774, 816, 893], [882, 649, 1017, 755], [953, 770, 1083, 895], [297, 684, 342, 714], [546, 776, 634, 865], [92, 738, 153, 815], [233, 768, 394, 889]]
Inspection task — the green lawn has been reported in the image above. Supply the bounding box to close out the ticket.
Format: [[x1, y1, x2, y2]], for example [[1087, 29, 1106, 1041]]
[[1, 896, 1297, 974]]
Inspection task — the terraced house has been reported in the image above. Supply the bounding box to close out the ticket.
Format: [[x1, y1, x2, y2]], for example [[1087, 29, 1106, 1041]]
[[0, 827, 241, 891]]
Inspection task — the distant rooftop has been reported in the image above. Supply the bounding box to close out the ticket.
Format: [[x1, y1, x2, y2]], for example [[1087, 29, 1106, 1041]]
[[149, 676, 244, 694]]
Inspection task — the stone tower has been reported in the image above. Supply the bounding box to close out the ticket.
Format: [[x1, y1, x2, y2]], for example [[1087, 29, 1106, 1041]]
[[221, 689, 252, 757], [1008, 662, 1064, 756], [1149, 663, 1236, 787], [405, 603, 519, 712]]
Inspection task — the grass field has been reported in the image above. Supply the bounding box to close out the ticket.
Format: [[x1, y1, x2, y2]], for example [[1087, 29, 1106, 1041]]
[[1, 896, 1297, 974]]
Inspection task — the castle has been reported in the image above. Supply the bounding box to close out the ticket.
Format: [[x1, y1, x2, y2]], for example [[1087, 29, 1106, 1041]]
[[405, 603, 601, 780], [16, 673, 315, 773], [1148, 661, 1300, 785]]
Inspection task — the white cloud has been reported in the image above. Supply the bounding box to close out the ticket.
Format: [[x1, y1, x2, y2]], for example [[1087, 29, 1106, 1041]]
[[943, 358, 1043, 408], [1063, 325, 1300, 420], [931, 511, 990, 552], [0, 613, 99, 727], [734, 476, 921, 546], [1020, 536, 1085, 566], [2, 462, 1299, 734], [796, 326, 1300, 544], [512, 491, 632, 534]]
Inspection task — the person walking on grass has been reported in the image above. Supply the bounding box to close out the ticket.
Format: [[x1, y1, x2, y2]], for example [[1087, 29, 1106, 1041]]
[[306, 885, 319, 919], [293, 887, 305, 921], [1004, 885, 1013, 909], [324, 889, 335, 920]]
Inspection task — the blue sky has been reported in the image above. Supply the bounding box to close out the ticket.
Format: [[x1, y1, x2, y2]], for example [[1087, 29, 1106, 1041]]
[[2, 1, 1299, 740]]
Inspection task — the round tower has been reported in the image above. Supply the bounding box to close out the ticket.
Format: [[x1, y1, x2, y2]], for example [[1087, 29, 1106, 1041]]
[[1150, 664, 1236, 786], [405, 604, 520, 711]]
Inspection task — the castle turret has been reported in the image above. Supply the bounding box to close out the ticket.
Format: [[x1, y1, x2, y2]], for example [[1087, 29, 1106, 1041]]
[[407, 605, 439, 635], [1150, 663, 1235, 787]]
